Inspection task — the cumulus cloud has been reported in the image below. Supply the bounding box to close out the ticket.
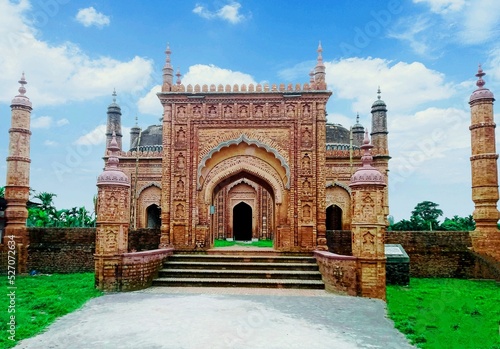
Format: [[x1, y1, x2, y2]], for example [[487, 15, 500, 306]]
[[137, 85, 162, 116], [193, 2, 247, 24], [0, 1, 154, 107], [324, 57, 456, 113], [76, 7, 110, 28], [74, 125, 107, 146], [31, 116, 52, 129]]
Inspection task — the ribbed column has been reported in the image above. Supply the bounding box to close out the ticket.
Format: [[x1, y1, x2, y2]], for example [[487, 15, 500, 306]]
[[159, 104, 172, 247], [469, 66, 500, 259], [4, 74, 32, 273]]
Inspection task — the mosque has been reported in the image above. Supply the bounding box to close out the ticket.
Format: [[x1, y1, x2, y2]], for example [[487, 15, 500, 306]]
[[103, 43, 390, 252]]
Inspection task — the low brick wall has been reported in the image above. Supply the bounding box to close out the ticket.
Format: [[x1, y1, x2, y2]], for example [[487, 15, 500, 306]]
[[314, 250, 358, 296], [326, 230, 352, 255], [386, 231, 476, 278], [120, 248, 173, 291], [128, 228, 161, 251], [27, 228, 96, 273]]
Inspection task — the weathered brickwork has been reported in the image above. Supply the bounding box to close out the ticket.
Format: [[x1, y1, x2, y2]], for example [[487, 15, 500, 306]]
[[120, 248, 173, 290], [326, 230, 352, 255], [314, 251, 358, 296], [128, 228, 161, 251]]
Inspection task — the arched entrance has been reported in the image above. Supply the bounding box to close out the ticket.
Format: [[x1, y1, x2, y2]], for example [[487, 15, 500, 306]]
[[233, 202, 252, 240], [326, 205, 342, 230], [146, 204, 161, 228]]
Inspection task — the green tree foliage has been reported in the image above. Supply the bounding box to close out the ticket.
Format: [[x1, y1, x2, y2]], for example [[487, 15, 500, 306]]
[[26, 190, 95, 227], [389, 201, 475, 231], [0, 186, 4, 198]]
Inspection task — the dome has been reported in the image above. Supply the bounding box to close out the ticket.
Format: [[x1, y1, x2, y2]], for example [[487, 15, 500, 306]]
[[470, 65, 495, 103], [371, 87, 387, 110], [326, 123, 350, 144], [97, 135, 130, 187]]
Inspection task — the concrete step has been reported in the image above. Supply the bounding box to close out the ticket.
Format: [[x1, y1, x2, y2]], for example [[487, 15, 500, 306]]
[[168, 254, 317, 264], [163, 261, 319, 271], [152, 277, 325, 289], [158, 268, 323, 280]]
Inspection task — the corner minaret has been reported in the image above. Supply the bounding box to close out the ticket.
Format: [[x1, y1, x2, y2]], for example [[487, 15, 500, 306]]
[[350, 130, 387, 300], [469, 65, 500, 260], [4, 73, 32, 273], [370, 87, 389, 156], [352, 113, 365, 147], [130, 115, 141, 150], [162, 43, 174, 90], [105, 89, 123, 152], [314, 42, 327, 89]]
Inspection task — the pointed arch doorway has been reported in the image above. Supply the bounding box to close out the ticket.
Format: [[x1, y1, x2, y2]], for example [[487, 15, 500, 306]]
[[233, 202, 252, 240]]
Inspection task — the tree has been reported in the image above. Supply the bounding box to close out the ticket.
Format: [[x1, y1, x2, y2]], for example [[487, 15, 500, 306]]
[[440, 215, 475, 231], [0, 186, 4, 198], [410, 201, 443, 231]]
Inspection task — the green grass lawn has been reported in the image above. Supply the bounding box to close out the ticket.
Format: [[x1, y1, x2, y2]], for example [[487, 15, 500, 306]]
[[387, 278, 500, 349], [1, 273, 102, 349], [213, 239, 274, 248]]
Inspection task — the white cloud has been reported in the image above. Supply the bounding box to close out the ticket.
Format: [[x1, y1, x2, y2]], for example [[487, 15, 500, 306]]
[[76, 7, 110, 28], [0, 1, 153, 107], [460, 0, 500, 44], [31, 116, 52, 129], [387, 16, 436, 57], [75, 125, 107, 146], [324, 57, 456, 113], [56, 118, 69, 127], [413, 0, 465, 14], [137, 85, 162, 116], [193, 2, 247, 24]]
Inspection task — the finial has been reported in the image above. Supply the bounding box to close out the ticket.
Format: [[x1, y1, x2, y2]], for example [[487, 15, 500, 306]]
[[165, 43, 172, 65], [317, 41, 323, 63], [18, 72, 27, 95], [377, 86, 381, 100], [176, 67, 182, 85], [476, 64, 486, 89], [135, 114, 138, 127], [112, 89, 117, 103], [309, 70, 315, 83], [363, 129, 370, 145], [356, 112, 359, 124]]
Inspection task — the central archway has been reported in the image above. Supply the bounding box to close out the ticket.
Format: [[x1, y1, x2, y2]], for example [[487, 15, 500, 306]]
[[233, 202, 252, 240]]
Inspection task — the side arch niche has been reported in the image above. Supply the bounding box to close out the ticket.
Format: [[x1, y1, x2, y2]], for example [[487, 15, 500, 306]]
[[136, 184, 161, 228], [325, 182, 351, 230]]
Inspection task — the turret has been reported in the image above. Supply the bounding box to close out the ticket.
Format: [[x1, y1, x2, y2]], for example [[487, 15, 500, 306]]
[[130, 115, 141, 150], [352, 113, 365, 147], [162, 44, 174, 90], [105, 89, 122, 152], [370, 87, 388, 156], [313, 42, 326, 90]]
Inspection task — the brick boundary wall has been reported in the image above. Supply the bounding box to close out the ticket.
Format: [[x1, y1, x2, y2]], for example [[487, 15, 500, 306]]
[[27, 228, 96, 274], [326, 230, 352, 255], [314, 251, 358, 296], [119, 248, 173, 291]]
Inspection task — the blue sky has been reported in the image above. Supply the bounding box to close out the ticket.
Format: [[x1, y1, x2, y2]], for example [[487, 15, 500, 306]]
[[1, 0, 500, 221]]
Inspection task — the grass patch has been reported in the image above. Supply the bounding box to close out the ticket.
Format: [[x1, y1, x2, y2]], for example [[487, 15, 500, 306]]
[[1, 273, 102, 348], [213, 239, 273, 248], [387, 278, 500, 349]]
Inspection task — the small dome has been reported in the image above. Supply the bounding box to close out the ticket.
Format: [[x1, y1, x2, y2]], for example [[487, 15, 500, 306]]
[[470, 65, 495, 103], [350, 131, 385, 187], [326, 123, 350, 144], [97, 134, 130, 187], [371, 87, 387, 110], [11, 73, 32, 108]]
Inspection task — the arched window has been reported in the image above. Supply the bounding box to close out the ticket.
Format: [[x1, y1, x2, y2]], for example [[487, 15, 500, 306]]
[[146, 204, 161, 228], [326, 205, 342, 230]]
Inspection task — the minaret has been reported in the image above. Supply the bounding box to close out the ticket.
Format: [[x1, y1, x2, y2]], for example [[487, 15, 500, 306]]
[[162, 44, 174, 90], [350, 131, 387, 300], [352, 113, 365, 147], [469, 65, 500, 259], [95, 133, 130, 290], [4, 73, 32, 273], [370, 87, 389, 156], [314, 42, 326, 90], [105, 89, 123, 152], [130, 115, 141, 150], [176, 67, 182, 86]]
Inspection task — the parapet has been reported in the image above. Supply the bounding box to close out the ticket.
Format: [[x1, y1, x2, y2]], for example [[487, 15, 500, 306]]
[[162, 81, 328, 93]]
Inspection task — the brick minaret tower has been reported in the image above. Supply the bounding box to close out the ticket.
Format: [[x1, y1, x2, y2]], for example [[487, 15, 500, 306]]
[[95, 133, 130, 290], [4, 73, 32, 273], [105, 90, 123, 151], [350, 130, 387, 300], [469, 65, 500, 260]]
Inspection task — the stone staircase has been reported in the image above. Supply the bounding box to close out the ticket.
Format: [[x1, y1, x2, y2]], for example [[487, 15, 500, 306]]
[[152, 251, 325, 289]]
